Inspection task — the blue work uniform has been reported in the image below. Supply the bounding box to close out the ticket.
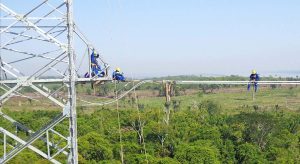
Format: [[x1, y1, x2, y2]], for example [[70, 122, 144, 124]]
[[112, 71, 125, 82], [90, 52, 104, 77], [247, 73, 260, 92]]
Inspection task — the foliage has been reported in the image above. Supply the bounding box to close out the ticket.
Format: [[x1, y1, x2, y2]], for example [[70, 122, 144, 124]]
[[1, 83, 300, 163], [175, 141, 221, 164], [78, 132, 113, 162]]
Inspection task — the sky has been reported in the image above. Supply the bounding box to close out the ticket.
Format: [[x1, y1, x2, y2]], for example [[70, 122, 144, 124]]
[[1, 0, 300, 78]]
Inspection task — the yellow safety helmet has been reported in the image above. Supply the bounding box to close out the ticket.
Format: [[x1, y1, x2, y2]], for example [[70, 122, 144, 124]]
[[116, 68, 121, 72], [252, 69, 257, 74]]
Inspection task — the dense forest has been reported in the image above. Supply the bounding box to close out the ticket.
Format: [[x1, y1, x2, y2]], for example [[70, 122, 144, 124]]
[[0, 76, 300, 163], [1, 84, 300, 163]]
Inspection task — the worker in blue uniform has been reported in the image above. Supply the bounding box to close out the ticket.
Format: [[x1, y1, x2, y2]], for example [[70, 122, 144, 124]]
[[247, 69, 260, 92], [112, 68, 125, 82], [89, 51, 105, 77]]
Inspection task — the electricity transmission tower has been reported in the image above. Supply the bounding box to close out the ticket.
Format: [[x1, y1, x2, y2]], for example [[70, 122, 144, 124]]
[[1, 1, 299, 164], [0, 0, 109, 163]]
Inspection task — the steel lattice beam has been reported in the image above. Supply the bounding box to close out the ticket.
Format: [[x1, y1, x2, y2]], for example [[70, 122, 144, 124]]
[[1, 0, 299, 164], [0, 1, 78, 163], [66, 0, 78, 163]]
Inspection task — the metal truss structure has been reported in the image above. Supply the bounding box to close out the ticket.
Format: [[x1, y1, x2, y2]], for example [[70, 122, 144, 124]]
[[0, 0, 110, 163], [174, 81, 300, 85], [0, 1, 300, 164]]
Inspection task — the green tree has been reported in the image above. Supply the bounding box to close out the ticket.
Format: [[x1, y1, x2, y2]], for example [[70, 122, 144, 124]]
[[175, 141, 221, 164], [78, 132, 113, 161], [237, 143, 265, 163]]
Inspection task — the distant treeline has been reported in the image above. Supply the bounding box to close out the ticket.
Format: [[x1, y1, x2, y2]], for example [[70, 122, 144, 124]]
[[149, 75, 300, 81]]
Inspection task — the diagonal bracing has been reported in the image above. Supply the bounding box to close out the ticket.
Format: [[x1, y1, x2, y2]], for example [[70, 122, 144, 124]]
[[0, 1, 80, 163]]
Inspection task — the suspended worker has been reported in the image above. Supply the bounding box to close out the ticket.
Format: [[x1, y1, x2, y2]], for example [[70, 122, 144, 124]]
[[85, 51, 105, 78], [112, 68, 126, 82], [247, 69, 260, 92]]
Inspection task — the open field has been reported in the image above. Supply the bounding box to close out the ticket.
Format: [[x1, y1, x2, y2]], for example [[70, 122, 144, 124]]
[[0, 83, 300, 163]]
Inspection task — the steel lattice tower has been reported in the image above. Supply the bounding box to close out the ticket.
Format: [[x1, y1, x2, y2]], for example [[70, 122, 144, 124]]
[[1, 1, 300, 164], [0, 0, 109, 163]]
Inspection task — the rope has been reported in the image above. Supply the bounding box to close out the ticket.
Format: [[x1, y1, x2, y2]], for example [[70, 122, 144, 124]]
[[115, 81, 124, 164], [73, 24, 108, 65], [78, 81, 146, 106], [94, 82, 131, 99], [132, 81, 148, 163], [76, 46, 88, 72]]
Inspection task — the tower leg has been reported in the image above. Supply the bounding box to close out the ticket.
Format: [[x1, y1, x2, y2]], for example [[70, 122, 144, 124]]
[[66, 0, 78, 163]]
